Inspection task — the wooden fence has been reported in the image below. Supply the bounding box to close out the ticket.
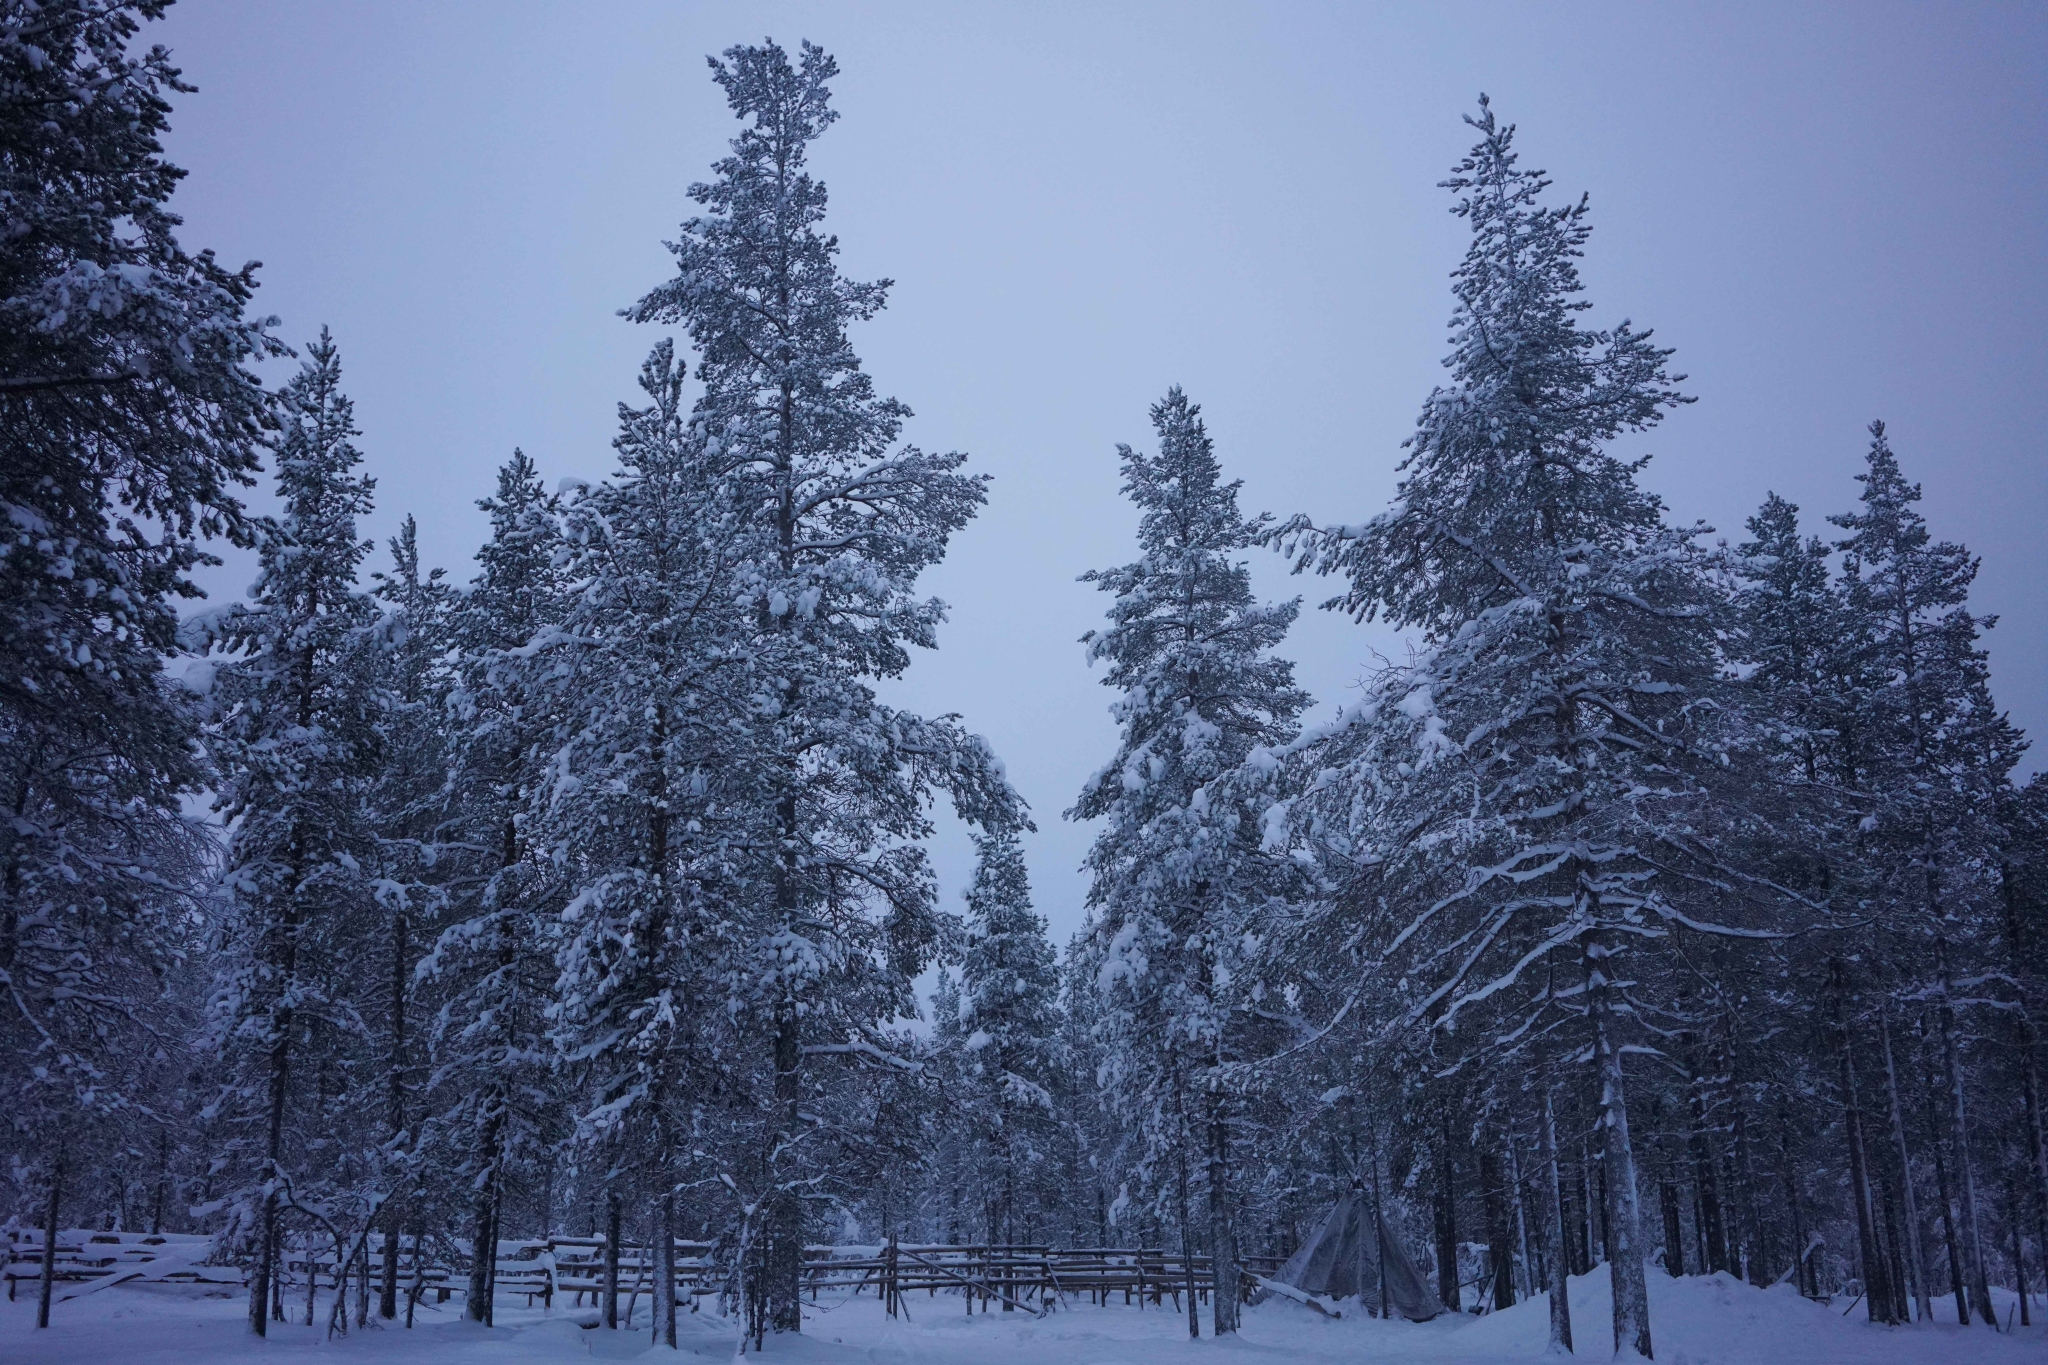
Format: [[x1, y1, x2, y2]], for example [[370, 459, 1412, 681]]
[[5, 1228, 1283, 1320], [2, 1230, 234, 1302]]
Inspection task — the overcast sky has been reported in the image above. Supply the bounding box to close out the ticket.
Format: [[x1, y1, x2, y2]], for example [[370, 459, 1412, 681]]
[[153, 1, 2047, 954]]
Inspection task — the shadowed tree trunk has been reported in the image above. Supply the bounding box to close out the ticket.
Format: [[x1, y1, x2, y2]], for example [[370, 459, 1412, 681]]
[[36, 1158, 62, 1330], [1831, 961, 1899, 1324], [1586, 924, 1652, 1359], [1542, 1087, 1574, 1354], [1879, 1013, 1930, 1321], [604, 1188, 622, 1330], [1435, 1116, 1461, 1313], [1208, 1090, 1238, 1334]]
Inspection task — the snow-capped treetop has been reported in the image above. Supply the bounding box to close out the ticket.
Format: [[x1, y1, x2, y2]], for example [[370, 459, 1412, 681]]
[[1828, 421, 2022, 934], [1275, 96, 1691, 637], [959, 827, 1059, 1110], [1074, 386, 1306, 834]]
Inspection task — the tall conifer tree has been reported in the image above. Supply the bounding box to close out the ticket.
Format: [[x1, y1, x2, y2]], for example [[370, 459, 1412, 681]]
[[425, 449, 566, 1325], [1263, 99, 1724, 1358], [1, 0, 280, 1233], [626, 41, 1019, 1337], [955, 829, 1060, 1248], [201, 332, 380, 1336], [1830, 423, 2021, 1326], [1075, 387, 1306, 1335]]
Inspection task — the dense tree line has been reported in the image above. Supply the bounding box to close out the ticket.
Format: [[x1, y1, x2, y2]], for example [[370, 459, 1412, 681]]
[[3, 7, 2042, 1358]]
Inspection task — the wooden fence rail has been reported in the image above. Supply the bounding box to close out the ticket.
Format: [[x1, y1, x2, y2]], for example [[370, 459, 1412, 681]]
[[5, 1228, 1283, 1320]]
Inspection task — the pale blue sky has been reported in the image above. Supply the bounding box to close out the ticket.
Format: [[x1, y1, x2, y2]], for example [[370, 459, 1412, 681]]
[[156, 1, 2047, 950]]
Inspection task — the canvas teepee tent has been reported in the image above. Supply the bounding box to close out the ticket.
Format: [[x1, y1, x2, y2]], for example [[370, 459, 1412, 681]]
[[1259, 1190, 1439, 1321]]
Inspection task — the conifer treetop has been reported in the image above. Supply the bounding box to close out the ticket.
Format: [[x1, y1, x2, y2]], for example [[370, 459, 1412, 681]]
[[1277, 96, 1692, 636]]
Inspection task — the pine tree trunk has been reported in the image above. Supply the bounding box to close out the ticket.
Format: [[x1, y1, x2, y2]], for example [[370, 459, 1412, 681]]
[[1509, 1138, 1535, 1302], [2001, 860, 2048, 1291], [1880, 1174, 1911, 1323], [1586, 927, 1652, 1360], [250, 1026, 289, 1336], [1684, 1036, 1729, 1275], [1207, 1092, 1238, 1334], [1934, 941, 1996, 1324], [1728, 1087, 1767, 1285], [1542, 1085, 1574, 1353], [1775, 1118, 1811, 1296], [1575, 1144, 1595, 1276], [1174, 1092, 1198, 1340], [150, 1130, 169, 1235], [1483, 1138, 1516, 1310], [1370, 1136, 1393, 1319], [1435, 1117, 1461, 1312], [603, 1188, 621, 1329], [464, 1113, 503, 1326], [485, 1187, 501, 1325], [406, 1215, 423, 1327], [2024, 1031, 2048, 1317], [1830, 961, 1898, 1323], [659, 1188, 677, 1349], [379, 1218, 399, 1322], [767, 998, 804, 1334], [354, 1239, 370, 1330], [1879, 1013, 1931, 1321], [381, 902, 407, 1318], [271, 1228, 285, 1324], [2010, 1181, 2033, 1328], [1927, 1118, 1968, 1320], [35, 1157, 61, 1329], [250, 810, 306, 1337], [1659, 1176, 1685, 1277]]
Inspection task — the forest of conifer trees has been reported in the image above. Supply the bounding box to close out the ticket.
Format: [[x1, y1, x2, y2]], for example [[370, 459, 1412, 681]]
[[4, 5, 2044, 1359]]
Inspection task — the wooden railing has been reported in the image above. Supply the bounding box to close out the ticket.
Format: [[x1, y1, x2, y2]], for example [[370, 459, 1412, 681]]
[[2, 1230, 233, 1301], [477, 1239, 1286, 1317], [5, 1229, 1283, 1319]]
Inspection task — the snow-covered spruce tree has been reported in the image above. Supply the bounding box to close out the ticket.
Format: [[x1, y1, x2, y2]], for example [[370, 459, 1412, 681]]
[[421, 449, 568, 1326], [198, 331, 382, 1337], [1733, 493, 1861, 803], [1729, 489, 1927, 1323], [1073, 387, 1307, 1336], [1056, 919, 1125, 1250], [1827, 422, 2023, 1327], [1999, 773, 2048, 1289], [534, 343, 755, 1348], [952, 828, 1061, 1251], [921, 965, 971, 1241], [0, 0, 280, 1236], [360, 515, 455, 1319], [625, 40, 1021, 1340], [1257, 98, 1770, 1358]]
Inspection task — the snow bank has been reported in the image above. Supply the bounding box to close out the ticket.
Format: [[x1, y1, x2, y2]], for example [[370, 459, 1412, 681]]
[[1441, 1266, 2045, 1364], [3, 1265, 2041, 1365]]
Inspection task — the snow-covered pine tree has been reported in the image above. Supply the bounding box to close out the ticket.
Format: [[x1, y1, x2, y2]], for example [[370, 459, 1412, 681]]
[[1734, 493, 1857, 799], [1732, 490, 1922, 1324], [534, 342, 754, 1348], [954, 828, 1060, 1251], [362, 516, 454, 1318], [1998, 773, 2048, 1288], [625, 40, 1021, 1339], [423, 449, 567, 1326], [1056, 919, 1124, 1251], [1260, 98, 1758, 1359], [1, 0, 280, 1248], [198, 331, 381, 1337], [1073, 387, 1307, 1335], [1828, 421, 2024, 1327]]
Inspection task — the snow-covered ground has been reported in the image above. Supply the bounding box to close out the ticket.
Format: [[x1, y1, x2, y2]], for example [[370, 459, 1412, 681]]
[[4, 1268, 2041, 1365]]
